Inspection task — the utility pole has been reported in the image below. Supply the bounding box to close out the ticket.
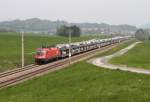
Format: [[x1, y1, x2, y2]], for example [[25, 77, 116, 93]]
[[69, 29, 72, 65], [21, 31, 24, 68]]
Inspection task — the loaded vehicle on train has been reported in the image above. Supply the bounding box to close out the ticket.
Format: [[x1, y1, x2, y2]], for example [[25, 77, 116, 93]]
[[34, 36, 130, 64]]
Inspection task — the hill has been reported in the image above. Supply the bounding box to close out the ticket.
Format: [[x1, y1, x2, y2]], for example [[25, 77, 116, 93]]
[[141, 24, 150, 29], [0, 18, 137, 35]]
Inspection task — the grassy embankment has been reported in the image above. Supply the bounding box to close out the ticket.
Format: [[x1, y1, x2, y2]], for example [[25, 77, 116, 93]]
[[0, 32, 106, 71], [110, 41, 150, 69], [1, 40, 148, 102]]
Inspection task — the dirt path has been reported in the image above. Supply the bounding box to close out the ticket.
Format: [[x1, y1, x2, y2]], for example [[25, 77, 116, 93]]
[[88, 42, 150, 75]]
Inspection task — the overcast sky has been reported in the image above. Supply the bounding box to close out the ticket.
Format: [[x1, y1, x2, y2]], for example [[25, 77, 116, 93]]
[[0, 0, 149, 26]]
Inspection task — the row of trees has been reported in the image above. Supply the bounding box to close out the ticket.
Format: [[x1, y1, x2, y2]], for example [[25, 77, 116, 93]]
[[0, 28, 16, 32], [56, 25, 81, 37]]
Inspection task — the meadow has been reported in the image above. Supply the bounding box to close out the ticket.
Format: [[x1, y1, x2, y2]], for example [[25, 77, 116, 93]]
[[0, 32, 105, 72], [1, 41, 148, 102], [110, 41, 150, 69]]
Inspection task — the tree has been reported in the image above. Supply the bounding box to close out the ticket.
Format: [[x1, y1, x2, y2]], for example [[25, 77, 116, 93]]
[[56, 25, 81, 37], [135, 29, 150, 41], [70, 25, 81, 37], [56, 25, 69, 37]]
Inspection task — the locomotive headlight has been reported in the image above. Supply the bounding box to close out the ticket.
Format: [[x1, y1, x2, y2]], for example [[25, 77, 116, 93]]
[[41, 50, 47, 54]]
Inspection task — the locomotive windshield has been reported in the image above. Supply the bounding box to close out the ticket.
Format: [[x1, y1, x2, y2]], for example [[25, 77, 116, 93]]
[[36, 50, 46, 55]]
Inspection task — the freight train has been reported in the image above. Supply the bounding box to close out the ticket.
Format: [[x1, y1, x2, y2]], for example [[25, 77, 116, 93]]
[[34, 36, 130, 64]]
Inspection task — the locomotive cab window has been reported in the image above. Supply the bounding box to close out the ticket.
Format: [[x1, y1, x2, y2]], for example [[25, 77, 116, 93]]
[[36, 50, 47, 55]]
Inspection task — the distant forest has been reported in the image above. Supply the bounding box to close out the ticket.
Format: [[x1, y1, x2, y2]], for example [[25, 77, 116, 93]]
[[0, 18, 137, 35]]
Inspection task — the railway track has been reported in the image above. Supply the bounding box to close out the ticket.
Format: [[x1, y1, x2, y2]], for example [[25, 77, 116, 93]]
[[0, 41, 129, 89], [0, 64, 39, 78]]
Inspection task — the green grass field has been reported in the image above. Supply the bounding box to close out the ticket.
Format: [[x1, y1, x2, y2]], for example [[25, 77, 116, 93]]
[[0, 32, 106, 72], [110, 41, 150, 69], [1, 41, 149, 102]]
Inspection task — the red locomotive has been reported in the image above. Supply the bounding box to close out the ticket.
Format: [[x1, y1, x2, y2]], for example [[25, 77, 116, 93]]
[[35, 47, 61, 63]]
